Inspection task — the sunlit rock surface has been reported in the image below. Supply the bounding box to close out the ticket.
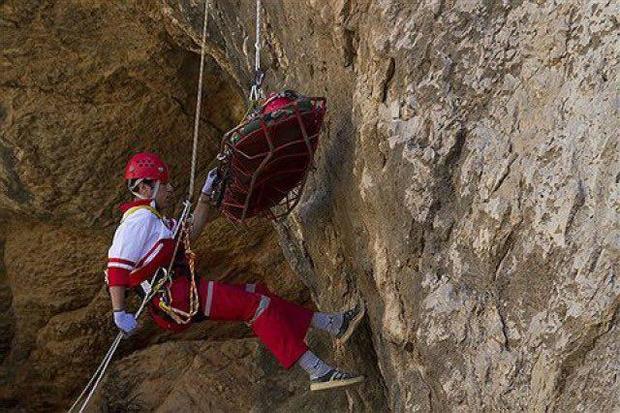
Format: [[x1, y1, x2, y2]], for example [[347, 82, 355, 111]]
[[1, 0, 617, 411]]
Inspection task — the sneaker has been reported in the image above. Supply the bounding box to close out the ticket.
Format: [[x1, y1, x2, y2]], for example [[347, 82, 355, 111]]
[[310, 369, 364, 391], [335, 303, 366, 345]]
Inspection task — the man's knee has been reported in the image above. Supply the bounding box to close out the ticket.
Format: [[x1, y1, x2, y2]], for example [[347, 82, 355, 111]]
[[245, 282, 275, 297]]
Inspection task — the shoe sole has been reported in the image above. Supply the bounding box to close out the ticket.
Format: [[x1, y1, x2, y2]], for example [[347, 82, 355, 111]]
[[310, 375, 365, 391], [336, 304, 366, 346]]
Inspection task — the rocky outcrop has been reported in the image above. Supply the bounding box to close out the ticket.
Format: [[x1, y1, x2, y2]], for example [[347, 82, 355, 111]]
[[275, 1, 619, 412], [1, 0, 618, 412], [0, 0, 244, 226]]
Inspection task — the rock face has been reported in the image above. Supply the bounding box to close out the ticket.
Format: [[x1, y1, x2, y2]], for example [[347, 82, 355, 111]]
[[1, 0, 618, 412], [0, 1, 312, 411]]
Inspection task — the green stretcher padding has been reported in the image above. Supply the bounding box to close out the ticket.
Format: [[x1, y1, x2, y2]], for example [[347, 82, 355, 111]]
[[229, 98, 315, 144]]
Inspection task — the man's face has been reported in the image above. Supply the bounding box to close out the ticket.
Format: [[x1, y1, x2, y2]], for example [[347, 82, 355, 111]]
[[154, 180, 174, 209]]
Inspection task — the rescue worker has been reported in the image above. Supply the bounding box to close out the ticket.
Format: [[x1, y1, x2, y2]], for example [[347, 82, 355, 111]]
[[106, 152, 365, 391]]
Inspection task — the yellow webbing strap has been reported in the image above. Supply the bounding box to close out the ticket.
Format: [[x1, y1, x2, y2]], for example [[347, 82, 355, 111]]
[[121, 205, 163, 222]]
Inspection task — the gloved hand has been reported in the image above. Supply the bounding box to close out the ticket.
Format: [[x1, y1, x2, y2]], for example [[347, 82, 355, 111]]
[[113, 310, 137, 335], [201, 168, 220, 196]]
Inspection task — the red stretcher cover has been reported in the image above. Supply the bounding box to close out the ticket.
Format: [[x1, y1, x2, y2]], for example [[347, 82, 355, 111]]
[[217, 91, 326, 223]]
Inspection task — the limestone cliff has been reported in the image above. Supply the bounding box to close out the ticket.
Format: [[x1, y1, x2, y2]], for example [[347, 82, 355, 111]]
[[1, 0, 618, 412]]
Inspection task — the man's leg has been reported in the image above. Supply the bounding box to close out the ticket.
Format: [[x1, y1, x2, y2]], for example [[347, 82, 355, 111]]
[[310, 304, 366, 345], [201, 281, 364, 390], [240, 282, 365, 345], [203, 281, 313, 368]]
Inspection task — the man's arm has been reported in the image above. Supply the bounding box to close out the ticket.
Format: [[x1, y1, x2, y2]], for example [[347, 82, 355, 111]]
[[190, 192, 219, 241], [109, 286, 127, 311], [107, 269, 137, 334], [109, 284, 136, 334], [106, 216, 149, 334], [190, 168, 220, 241]]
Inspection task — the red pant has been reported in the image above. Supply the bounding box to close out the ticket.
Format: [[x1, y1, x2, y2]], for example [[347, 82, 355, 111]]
[[148, 277, 313, 369]]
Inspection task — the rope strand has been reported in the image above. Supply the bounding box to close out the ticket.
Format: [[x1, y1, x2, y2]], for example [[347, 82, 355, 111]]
[[249, 0, 263, 101], [254, 0, 261, 72], [188, 0, 211, 199]]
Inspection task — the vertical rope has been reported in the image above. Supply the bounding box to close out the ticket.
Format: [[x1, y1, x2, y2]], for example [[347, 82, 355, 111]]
[[249, 0, 263, 101], [254, 0, 261, 73], [188, 0, 211, 199]]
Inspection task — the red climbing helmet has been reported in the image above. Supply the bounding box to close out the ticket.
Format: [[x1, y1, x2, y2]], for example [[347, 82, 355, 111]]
[[124, 152, 169, 183]]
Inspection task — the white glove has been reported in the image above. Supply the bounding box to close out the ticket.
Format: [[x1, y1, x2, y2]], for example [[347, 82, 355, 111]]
[[113, 310, 137, 335], [201, 168, 219, 195]]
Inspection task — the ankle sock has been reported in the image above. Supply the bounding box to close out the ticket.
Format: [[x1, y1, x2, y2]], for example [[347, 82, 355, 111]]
[[311, 312, 343, 336], [297, 350, 333, 379]]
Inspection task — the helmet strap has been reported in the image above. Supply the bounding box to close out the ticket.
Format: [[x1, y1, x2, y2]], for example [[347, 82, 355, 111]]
[[151, 181, 161, 200]]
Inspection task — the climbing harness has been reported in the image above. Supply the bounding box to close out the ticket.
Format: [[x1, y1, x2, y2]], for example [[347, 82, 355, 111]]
[[122, 204, 162, 221], [68, 0, 211, 411], [119, 203, 201, 325], [213, 0, 327, 223], [156, 219, 200, 324]]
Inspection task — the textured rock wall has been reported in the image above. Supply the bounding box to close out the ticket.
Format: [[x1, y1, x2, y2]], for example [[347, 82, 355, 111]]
[[0, 1, 313, 411], [1, 0, 618, 412], [270, 1, 619, 412]]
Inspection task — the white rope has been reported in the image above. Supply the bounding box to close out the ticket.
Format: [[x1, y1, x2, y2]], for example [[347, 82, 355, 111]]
[[249, 0, 263, 101], [68, 283, 151, 413], [188, 0, 211, 199], [254, 0, 261, 73], [76, 334, 123, 413], [67, 334, 121, 413]]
